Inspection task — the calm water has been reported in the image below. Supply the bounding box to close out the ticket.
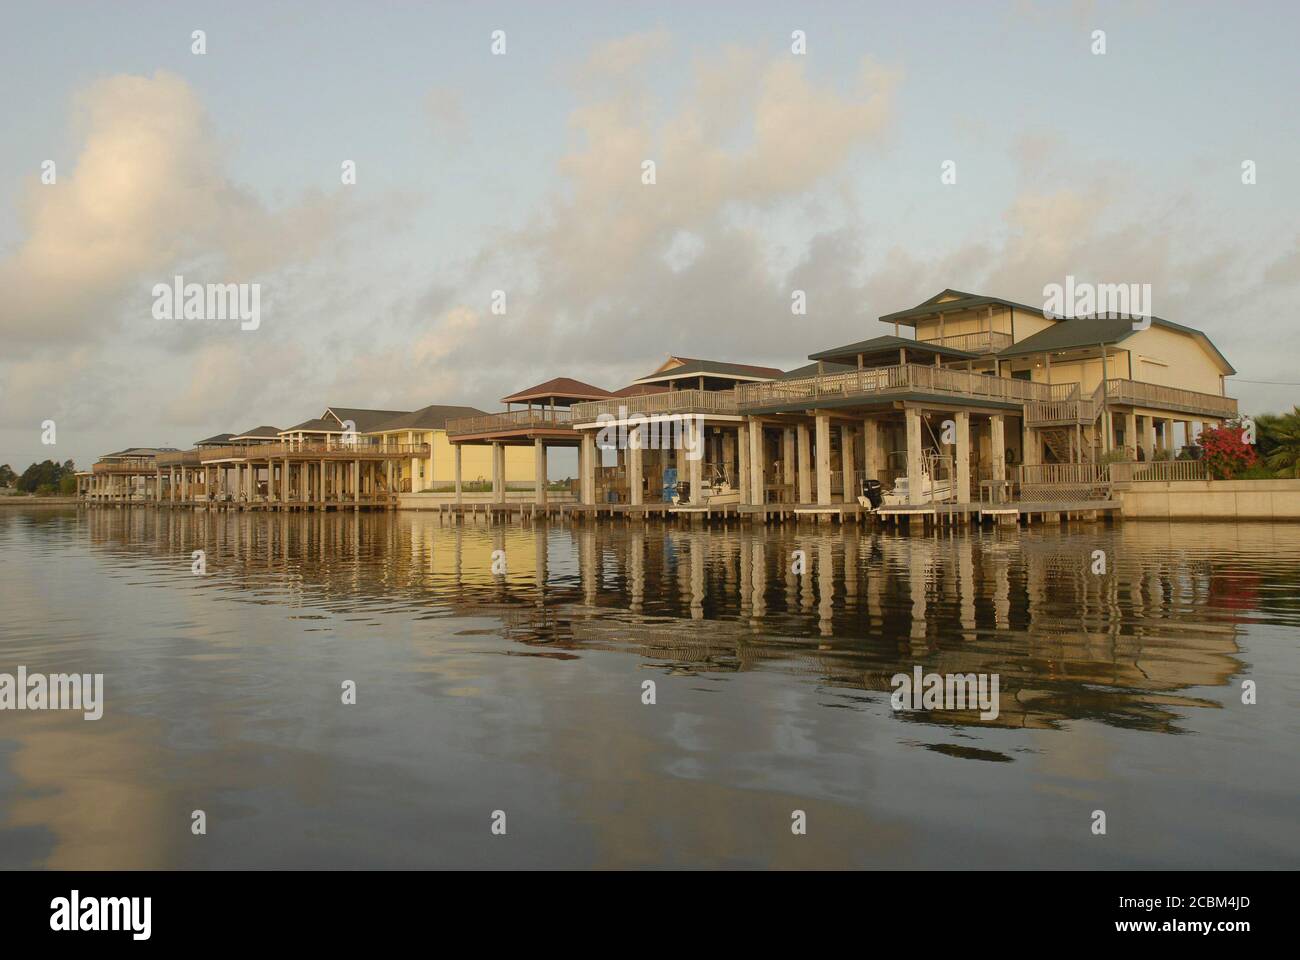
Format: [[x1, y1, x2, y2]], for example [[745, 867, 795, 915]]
[[1, 506, 1298, 869]]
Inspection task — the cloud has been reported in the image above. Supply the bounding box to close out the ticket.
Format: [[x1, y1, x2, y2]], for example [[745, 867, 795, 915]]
[[0, 71, 344, 352]]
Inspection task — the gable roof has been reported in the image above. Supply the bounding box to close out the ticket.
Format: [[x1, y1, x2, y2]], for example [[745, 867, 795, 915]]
[[99, 447, 179, 459], [368, 404, 489, 432], [323, 407, 412, 432], [996, 315, 1236, 373], [807, 334, 978, 363], [194, 433, 234, 446], [632, 357, 782, 384], [500, 378, 613, 404], [281, 418, 343, 434], [779, 361, 856, 380], [610, 383, 670, 398], [879, 289, 1052, 326], [230, 425, 282, 441]]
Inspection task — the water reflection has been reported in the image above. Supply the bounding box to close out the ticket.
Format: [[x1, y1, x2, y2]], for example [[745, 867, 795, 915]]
[[68, 509, 1256, 735], [2, 507, 1298, 868]]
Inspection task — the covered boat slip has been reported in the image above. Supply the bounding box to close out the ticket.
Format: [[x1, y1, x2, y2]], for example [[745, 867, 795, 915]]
[[152, 441, 426, 511]]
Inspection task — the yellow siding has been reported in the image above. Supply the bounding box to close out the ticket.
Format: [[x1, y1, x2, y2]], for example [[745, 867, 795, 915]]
[[1122, 325, 1226, 395], [366, 427, 537, 491], [913, 305, 1055, 344]]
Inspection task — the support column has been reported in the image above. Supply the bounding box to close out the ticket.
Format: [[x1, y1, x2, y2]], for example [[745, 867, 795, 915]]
[[353, 460, 360, 505], [749, 419, 765, 506], [581, 432, 596, 505], [1142, 415, 1156, 461], [283, 458, 290, 504], [491, 442, 504, 502], [1023, 424, 1041, 466], [737, 423, 750, 506], [535, 439, 548, 506], [454, 444, 463, 504], [840, 423, 855, 503], [688, 420, 703, 505], [782, 428, 796, 498], [814, 413, 831, 505], [796, 423, 812, 504], [990, 415, 1006, 483], [626, 431, 641, 506], [863, 418, 879, 487], [906, 407, 924, 505], [955, 410, 971, 503], [319, 459, 325, 503]]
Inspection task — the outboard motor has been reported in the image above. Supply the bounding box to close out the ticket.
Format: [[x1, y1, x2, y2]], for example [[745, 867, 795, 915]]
[[860, 478, 883, 509]]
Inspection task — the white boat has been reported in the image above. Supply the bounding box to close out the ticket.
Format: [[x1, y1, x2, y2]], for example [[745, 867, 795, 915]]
[[859, 453, 953, 508], [672, 465, 741, 506]]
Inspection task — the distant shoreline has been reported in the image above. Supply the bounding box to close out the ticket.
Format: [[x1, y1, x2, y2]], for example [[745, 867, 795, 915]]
[[0, 496, 80, 506]]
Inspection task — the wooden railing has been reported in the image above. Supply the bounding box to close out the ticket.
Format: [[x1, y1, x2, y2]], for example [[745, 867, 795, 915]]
[[1105, 379, 1237, 418], [736, 363, 1059, 409], [1014, 462, 1111, 502], [92, 462, 159, 474], [571, 388, 739, 421], [1023, 382, 1105, 425], [155, 451, 201, 467], [196, 442, 428, 460], [445, 408, 574, 436], [1109, 459, 1209, 482], [918, 330, 1013, 353]]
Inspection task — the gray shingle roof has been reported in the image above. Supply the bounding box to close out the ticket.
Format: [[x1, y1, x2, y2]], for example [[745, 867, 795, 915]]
[[807, 335, 978, 363], [995, 315, 1236, 374], [368, 404, 488, 432]]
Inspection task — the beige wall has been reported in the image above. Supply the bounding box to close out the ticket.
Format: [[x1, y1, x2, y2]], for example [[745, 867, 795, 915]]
[[914, 305, 1057, 345], [367, 428, 535, 490], [1122, 325, 1226, 395], [1116, 478, 1300, 520]]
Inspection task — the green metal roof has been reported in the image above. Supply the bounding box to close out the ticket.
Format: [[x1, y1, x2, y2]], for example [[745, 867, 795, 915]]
[[807, 334, 978, 363], [995, 315, 1236, 374], [878, 289, 1050, 326]]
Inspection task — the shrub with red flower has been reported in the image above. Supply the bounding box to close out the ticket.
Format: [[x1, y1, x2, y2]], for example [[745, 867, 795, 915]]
[[1198, 422, 1257, 479]]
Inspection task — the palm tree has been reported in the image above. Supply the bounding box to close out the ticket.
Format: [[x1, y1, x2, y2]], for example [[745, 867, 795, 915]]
[[1263, 407, 1300, 478]]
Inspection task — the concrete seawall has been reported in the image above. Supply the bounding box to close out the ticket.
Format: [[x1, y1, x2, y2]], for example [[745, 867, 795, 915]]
[[1114, 478, 1300, 521]]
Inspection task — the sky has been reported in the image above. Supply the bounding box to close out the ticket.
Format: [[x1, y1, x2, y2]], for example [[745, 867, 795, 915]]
[[2, 0, 1298, 472]]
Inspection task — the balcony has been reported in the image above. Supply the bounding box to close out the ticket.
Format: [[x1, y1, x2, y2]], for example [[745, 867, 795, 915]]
[[570, 389, 739, 422], [92, 461, 159, 475], [1105, 379, 1237, 419], [736, 362, 1057, 411], [918, 330, 1013, 354], [196, 441, 428, 461], [444, 408, 574, 438]]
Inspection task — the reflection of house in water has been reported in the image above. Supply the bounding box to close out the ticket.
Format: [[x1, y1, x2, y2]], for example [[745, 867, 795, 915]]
[[82, 509, 1245, 737]]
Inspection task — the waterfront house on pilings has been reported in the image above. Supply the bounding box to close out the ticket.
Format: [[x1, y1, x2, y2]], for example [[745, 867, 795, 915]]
[[568, 359, 782, 508], [85, 447, 178, 502], [135, 409, 429, 511], [445, 378, 613, 507], [734, 289, 1237, 508], [362, 403, 529, 493]]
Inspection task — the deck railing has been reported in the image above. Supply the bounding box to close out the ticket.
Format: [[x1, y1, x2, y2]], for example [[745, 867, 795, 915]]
[[92, 461, 160, 474], [1109, 459, 1209, 482], [1014, 462, 1112, 502], [196, 441, 428, 460], [1105, 379, 1237, 418], [736, 362, 1060, 409], [445, 408, 575, 437], [918, 330, 1013, 353], [571, 388, 739, 421]]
